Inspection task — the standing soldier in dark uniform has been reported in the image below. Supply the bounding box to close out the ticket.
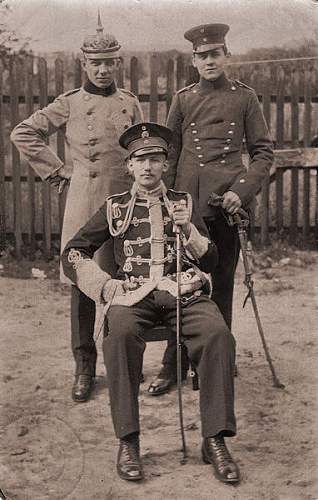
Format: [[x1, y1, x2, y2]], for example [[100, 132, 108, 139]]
[[61, 122, 240, 484], [148, 23, 274, 396], [10, 15, 143, 402]]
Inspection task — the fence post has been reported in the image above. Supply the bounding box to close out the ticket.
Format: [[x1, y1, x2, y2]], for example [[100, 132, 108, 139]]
[[276, 66, 285, 238], [130, 56, 139, 96], [0, 58, 5, 256], [25, 54, 36, 259], [149, 53, 159, 122], [176, 55, 184, 90], [38, 58, 52, 260], [10, 55, 23, 260], [302, 64, 312, 247], [166, 58, 174, 118], [55, 58, 66, 243], [74, 57, 82, 88]]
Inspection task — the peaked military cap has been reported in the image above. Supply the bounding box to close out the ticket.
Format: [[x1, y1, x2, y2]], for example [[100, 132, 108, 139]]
[[119, 122, 173, 157], [81, 11, 121, 59], [184, 23, 229, 53]]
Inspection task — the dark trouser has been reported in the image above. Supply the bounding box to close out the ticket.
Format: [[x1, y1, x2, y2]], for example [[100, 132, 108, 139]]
[[71, 285, 97, 377], [161, 214, 240, 370], [103, 290, 236, 439]]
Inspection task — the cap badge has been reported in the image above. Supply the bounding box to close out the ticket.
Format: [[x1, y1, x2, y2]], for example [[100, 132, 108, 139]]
[[200, 28, 205, 33], [203, 37, 207, 42], [141, 130, 150, 139]]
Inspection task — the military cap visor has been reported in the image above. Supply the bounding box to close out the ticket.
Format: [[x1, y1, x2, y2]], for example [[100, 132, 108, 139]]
[[184, 23, 229, 53], [119, 123, 172, 158]]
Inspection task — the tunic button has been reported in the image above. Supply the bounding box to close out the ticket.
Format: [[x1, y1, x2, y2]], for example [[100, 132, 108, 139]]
[[192, 130, 198, 134], [122, 109, 127, 114], [226, 138, 231, 143], [90, 172, 97, 178], [84, 95, 90, 101], [240, 179, 246, 184], [198, 154, 203, 158], [199, 163, 204, 167], [196, 146, 202, 150], [224, 146, 230, 151], [228, 130, 234, 134], [221, 160, 226, 164], [88, 125, 93, 131], [89, 138, 97, 146], [190, 122, 196, 126], [194, 138, 200, 142], [124, 124, 129, 129], [231, 86, 236, 91], [87, 110, 93, 115], [230, 122, 235, 126], [90, 157, 97, 162]]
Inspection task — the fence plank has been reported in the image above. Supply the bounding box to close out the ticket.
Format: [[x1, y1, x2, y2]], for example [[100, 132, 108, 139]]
[[130, 57, 139, 96], [55, 58, 66, 238], [302, 167, 310, 246], [291, 66, 299, 148], [262, 64, 271, 130], [25, 55, 36, 259], [276, 66, 285, 147], [38, 58, 51, 260], [117, 64, 124, 88], [10, 56, 23, 259], [166, 58, 174, 117], [176, 55, 185, 90], [74, 58, 82, 88], [149, 54, 159, 122], [275, 168, 284, 237], [260, 175, 270, 245], [0, 59, 5, 255], [289, 167, 299, 244]]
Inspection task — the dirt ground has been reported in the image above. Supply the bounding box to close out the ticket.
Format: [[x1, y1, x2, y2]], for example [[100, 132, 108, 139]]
[[0, 251, 317, 500]]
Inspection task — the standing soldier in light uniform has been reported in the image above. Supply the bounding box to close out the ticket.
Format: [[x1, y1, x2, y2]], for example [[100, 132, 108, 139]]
[[10, 15, 143, 402], [148, 23, 274, 396]]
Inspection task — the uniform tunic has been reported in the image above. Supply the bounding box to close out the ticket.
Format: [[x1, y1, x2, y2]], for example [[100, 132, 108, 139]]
[[166, 74, 274, 216], [10, 81, 143, 281]]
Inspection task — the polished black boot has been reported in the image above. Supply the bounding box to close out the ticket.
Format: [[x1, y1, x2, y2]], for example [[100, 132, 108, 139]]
[[72, 374, 94, 402], [202, 434, 240, 484], [117, 433, 144, 481]]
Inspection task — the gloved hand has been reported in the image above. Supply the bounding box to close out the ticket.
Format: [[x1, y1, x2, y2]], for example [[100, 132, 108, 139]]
[[102, 279, 126, 303], [222, 190, 242, 215], [49, 166, 71, 194]]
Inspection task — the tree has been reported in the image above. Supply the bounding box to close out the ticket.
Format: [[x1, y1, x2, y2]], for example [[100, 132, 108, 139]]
[[0, 0, 30, 57]]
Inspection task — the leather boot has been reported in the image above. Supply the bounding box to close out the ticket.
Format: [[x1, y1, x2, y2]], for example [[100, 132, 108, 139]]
[[202, 434, 240, 484], [72, 374, 94, 402], [117, 433, 144, 481]]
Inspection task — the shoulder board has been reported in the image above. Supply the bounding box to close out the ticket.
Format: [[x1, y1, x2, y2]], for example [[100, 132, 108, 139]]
[[106, 190, 130, 202], [176, 83, 196, 95], [234, 80, 254, 91], [167, 188, 188, 196], [119, 88, 137, 99], [62, 88, 81, 97]]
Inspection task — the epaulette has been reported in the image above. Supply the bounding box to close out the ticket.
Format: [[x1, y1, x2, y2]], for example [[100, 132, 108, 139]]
[[176, 83, 196, 94], [106, 190, 130, 202], [62, 88, 81, 97], [119, 88, 137, 99], [234, 80, 254, 91]]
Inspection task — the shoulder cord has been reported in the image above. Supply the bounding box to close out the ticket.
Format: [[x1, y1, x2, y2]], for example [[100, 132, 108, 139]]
[[107, 183, 138, 237]]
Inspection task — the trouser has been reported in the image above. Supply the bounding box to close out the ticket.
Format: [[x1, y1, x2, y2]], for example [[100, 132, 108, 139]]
[[161, 214, 240, 371], [103, 290, 236, 439], [71, 285, 97, 377]]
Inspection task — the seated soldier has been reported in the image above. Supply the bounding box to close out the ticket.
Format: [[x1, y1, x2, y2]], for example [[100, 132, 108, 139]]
[[62, 122, 240, 484]]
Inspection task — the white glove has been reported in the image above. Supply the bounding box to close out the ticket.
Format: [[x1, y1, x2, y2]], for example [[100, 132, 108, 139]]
[[102, 279, 126, 303]]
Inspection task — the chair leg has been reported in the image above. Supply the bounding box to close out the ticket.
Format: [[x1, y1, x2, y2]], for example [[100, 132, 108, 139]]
[[189, 363, 199, 391]]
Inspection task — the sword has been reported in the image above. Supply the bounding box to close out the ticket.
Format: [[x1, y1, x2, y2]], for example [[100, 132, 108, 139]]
[[208, 193, 285, 389]]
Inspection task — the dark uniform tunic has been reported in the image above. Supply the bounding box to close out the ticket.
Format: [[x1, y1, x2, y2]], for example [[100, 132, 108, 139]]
[[160, 73, 274, 374], [62, 184, 236, 439], [10, 80, 143, 377]]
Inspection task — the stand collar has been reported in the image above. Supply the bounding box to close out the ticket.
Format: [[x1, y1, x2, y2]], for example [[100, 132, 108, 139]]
[[199, 72, 229, 91], [83, 79, 117, 96]]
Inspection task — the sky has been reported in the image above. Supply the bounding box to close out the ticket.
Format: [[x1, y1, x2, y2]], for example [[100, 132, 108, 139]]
[[3, 0, 318, 55]]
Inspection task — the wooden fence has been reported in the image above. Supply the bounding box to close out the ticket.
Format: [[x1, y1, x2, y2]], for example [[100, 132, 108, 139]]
[[0, 54, 317, 259]]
